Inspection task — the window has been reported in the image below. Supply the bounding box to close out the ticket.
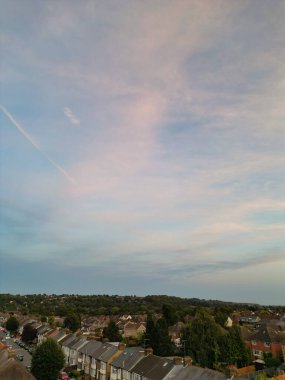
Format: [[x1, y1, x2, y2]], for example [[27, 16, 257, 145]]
[[123, 370, 129, 380]]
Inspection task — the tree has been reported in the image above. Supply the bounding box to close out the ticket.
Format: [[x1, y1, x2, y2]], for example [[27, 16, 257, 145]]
[[263, 352, 281, 368], [63, 313, 81, 332], [22, 323, 37, 343], [215, 309, 229, 327], [144, 314, 174, 356], [153, 317, 174, 356], [6, 315, 19, 333], [218, 325, 250, 367], [31, 338, 65, 380], [162, 304, 178, 327], [103, 320, 122, 342], [144, 313, 156, 348], [48, 316, 55, 327], [186, 309, 221, 368]]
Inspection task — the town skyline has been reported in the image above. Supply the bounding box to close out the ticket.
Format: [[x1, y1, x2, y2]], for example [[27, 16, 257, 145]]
[[1, 0, 285, 304]]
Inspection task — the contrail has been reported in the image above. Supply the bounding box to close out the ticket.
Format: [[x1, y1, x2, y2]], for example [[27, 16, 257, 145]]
[[0, 104, 76, 184]]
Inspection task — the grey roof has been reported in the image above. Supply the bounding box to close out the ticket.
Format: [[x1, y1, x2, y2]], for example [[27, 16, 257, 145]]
[[70, 336, 87, 350], [36, 324, 51, 335], [167, 365, 227, 380], [60, 334, 77, 347], [111, 347, 145, 371], [92, 343, 118, 362], [78, 340, 102, 355], [131, 355, 174, 380], [50, 330, 67, 342]]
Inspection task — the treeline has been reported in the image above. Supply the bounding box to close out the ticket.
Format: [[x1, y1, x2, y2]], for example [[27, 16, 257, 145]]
[[0, 293, 284, 317]]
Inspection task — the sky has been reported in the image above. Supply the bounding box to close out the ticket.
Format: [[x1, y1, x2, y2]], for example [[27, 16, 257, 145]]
[[0, 0, 284, 305]]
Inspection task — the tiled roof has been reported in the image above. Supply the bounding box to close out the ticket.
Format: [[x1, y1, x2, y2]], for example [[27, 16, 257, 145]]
[[132, 355, 174, 380], [98, 343, 118, 362], [60, 334, 76, 346], [167, 365, 227, 380], [240, 326, 254, 341], [36, 324, 51, 335], [251, 326, 285, 344], [0, 349, 36, 380], [111, 347, 145, 370], [50, 330, 67, 342], [78, 340, 102, 355], [70, 336, 87, 350]]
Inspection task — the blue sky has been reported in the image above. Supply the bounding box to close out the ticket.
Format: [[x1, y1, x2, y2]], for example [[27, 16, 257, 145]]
[[0, 0, 284, 305]]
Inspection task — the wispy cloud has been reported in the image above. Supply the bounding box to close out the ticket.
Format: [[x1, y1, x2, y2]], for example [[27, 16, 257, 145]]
[[0, 105, 75, 184], [64, 106, 80, 125], [1, 1, 284, 302]]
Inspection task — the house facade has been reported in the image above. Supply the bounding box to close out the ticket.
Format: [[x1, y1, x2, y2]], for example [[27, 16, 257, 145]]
[[249, 326, 285, 359]]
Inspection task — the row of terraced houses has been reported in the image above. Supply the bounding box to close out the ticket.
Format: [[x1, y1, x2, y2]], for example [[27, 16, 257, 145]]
[[39, 329, 227, 380]]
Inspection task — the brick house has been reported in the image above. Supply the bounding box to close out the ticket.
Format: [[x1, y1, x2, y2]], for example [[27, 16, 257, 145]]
[[249, 326, 285, 360]]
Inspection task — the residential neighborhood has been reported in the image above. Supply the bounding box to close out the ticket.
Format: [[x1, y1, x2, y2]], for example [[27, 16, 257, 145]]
[[0, 298, 285, 380]]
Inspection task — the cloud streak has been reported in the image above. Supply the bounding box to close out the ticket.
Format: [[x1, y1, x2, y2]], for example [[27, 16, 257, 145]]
[[0, 104, 75, 184], [64, 106, 80, 125]]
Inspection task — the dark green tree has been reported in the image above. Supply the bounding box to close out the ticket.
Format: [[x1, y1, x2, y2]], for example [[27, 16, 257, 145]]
[[162, 304, 178, 327], [220, 325, 250, 367], [144, 314, 174, 356], [6, 315, 19, 333], [263, 352, 281, 368], [214, 305, 233, 327], [103, 320, 122, 342], [22, 323, 37, 343], [63, 313, 81, 332], [153, 317, 174, 356], [31, 338, 65, 380], [186, 309, 221, 368], [144, 313, 155, 348]]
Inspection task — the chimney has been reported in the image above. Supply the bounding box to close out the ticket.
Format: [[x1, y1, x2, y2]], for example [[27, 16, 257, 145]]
[[183, 356, 192, 367], [226, 365, 238, 378], [173, 356, 183, 365], [145, 347, 153, 356], [118, 342, 125, 351]]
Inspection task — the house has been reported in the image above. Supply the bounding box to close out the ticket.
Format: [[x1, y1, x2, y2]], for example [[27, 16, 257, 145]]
[[123, 322, 146, 338], [60, 334, 78, 365], [77, 340, 102, 376], [110, 347, 145, 380], [168, 322, 185, 344], [35, 324, 52, 344], [168, 364, 228, 380], [45, 328, 67, 344], [120, 315, 132, 322], [225, 317, 233, 328], [81, 316, 110, 335], [92, 342, 125, 380], [68, 336, 87, 366], [131, 354, 178, 380], [249, 325, 285, 359], [239, 316, 261, 327]]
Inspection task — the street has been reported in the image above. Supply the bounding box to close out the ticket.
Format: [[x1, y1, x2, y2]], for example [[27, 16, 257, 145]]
[[0, 330, 32, 369]]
